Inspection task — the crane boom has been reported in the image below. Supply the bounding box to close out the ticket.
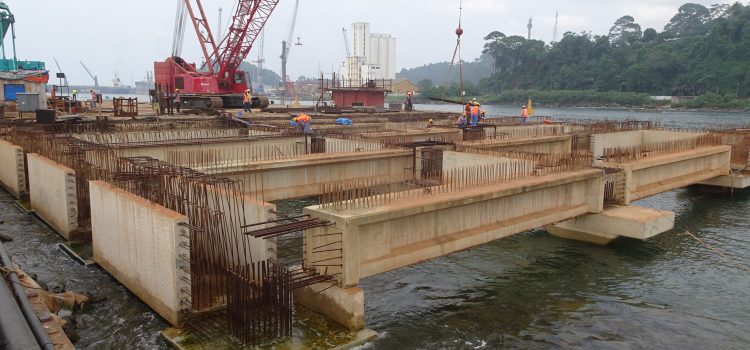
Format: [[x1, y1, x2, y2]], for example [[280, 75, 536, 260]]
[[182, 0, 221, 74], [79, 60, 98, 87], [216, 0, 279, 89], [342, 27, 350, 56]]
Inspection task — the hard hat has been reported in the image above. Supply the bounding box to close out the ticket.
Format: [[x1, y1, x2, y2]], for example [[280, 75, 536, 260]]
[[523, 105, 527, 108], [429, 119, 433, 122], [476, 103, 480, 107], [293, 117, 298, 122], [246, 89, 251, 92], [175, 88, 180, 91]]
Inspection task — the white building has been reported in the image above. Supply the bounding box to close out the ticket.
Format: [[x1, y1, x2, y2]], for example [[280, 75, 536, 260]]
[[344, 22, 396, 82]]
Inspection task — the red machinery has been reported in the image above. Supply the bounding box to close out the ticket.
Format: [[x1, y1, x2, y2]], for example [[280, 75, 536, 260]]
[[154, 0, 279, 109]]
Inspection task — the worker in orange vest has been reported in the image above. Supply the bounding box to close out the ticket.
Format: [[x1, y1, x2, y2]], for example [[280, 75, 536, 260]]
[[470, 103, 480, 126], [243, 89, 252, 112], [520, 105, 529, 125], [297, 113, 312, 134]]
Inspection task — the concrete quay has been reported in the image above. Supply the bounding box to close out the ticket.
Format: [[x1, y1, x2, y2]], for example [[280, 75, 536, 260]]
[[1, 118, 748, 346]]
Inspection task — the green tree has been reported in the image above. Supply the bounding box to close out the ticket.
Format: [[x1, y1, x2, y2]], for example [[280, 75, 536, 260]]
[[642, 28, 658, 42], [664, 3, 710, 37], [609, 16, 642, 47], [417, 79, 433, 91]]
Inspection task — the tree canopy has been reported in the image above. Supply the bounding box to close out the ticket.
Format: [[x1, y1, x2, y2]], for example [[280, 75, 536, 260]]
[[408, 2, 750, 99]]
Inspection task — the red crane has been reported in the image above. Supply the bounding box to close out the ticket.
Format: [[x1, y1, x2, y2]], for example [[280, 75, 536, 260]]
[[154, 0, 279, 109]]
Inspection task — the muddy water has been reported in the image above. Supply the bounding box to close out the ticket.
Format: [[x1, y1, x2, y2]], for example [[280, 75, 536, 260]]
[[0, 192, 170, 350], [0, 108, 748, 349], [362, 188, 750, 349]]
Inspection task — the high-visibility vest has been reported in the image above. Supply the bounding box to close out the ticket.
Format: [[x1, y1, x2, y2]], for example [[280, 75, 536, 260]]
[[243, 92, 251, 103], [471, 106, 479, 115], [521, 109, 529, 118]]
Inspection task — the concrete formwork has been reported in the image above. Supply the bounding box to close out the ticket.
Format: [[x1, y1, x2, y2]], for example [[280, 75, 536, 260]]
[[304, 169, 604, 288], [89, 181, 191, 327], [0, 140, 27, 199], [27, 154, 78, 238]]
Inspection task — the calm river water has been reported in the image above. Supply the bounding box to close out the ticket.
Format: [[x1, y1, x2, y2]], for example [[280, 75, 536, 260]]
[[0, 106, 747, 349]]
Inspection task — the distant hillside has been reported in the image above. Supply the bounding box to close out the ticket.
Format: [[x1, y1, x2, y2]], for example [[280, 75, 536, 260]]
[[396, 56, 493, 85], [239, 61, 281, 88]]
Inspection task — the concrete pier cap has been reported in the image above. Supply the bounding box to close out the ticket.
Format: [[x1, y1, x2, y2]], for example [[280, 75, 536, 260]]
[[545, 205, 675, 245]]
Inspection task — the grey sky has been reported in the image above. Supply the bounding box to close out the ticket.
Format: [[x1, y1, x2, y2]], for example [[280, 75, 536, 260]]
[[7, 0, 741, 85]]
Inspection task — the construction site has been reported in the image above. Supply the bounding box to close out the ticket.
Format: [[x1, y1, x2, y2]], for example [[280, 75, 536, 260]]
[[0, 1, 749, 350]]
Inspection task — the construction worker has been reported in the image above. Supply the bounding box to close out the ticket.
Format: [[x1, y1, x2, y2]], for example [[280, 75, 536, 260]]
[[297, 113, 312, 134], [243, 89, 252, 112], [174, 89, 181, 113], [470, 103, 481, 127], [520, 105, 529, 125], [405, 91, 414, 111], [71, 89, 77, 102], [89, 89, 97, 109], [458, 114, 468, 128], [464, 100, 472, 116], [427, 118, 434, 129]]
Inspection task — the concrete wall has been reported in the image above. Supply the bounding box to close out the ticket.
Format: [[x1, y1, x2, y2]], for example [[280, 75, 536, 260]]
[[598, 146, 732, 204], [442, 151, 523, 170], [641, 130, 705, 144], [591, 130, 706, 158], [0, 140, 26, 199], [226, 150, 412, 201], [591, 130, 643, 158], [463, 135, 573, 154], [305, 169, 604, 287], [27, 154, 78, 238], [89, 181, 191, 327]]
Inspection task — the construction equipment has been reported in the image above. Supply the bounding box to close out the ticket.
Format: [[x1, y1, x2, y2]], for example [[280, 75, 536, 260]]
[[155, 0, 279, 110], [342, 27, 350, 56], [0, 2, 43, 71], [279, 0, 300, 102], [79, 61, 99, 88]]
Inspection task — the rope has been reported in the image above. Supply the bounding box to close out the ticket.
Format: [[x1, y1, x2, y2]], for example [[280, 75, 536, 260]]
[[681, 230, 750, 273]]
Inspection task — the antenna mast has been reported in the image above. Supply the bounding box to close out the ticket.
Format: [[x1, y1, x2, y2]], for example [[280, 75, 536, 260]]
[[553, 11, 559, 42]]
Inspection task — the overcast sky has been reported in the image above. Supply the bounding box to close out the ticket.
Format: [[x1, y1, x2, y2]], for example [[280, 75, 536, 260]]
[[8, 0, 742, 85]]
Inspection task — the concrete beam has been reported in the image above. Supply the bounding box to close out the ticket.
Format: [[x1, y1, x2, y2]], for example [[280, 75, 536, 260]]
[[305, 169, 604, 287], [546, 205, 675, 245], [597, 146, 732, 204], [293, 283, 365, 330], [26, 154, 78, 239]]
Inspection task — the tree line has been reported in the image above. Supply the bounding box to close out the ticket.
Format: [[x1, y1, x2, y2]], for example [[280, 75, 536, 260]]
[[405, 2, 750, 107]]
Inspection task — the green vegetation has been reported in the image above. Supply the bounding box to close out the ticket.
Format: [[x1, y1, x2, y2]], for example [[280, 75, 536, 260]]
[[402, 3, 750, 109]]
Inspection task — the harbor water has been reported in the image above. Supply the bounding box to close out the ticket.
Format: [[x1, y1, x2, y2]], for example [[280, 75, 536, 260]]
[[0, 107, 747, 349]]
